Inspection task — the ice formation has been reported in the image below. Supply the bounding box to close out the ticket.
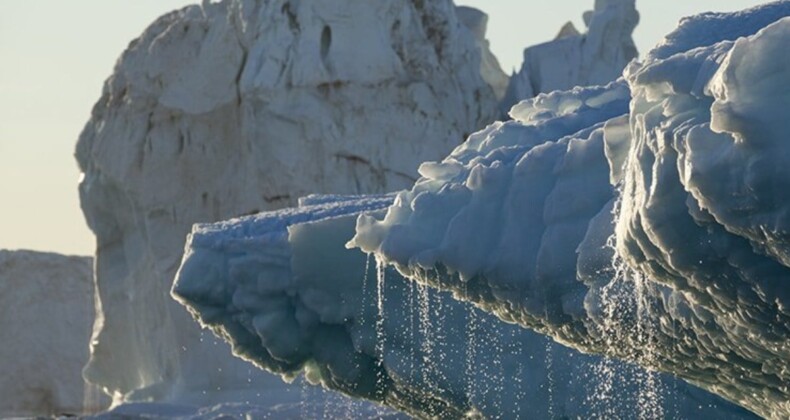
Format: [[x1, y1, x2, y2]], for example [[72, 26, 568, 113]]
[[0, 251, 100, 417], [456, 6, 509, 101], [349, 3, 790, 418], [500, 0, 639, 113], [75, 0, 501, 406], [174, 195, 752, 419]]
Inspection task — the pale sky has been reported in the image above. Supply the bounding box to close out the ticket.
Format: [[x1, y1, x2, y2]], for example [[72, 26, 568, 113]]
[[0, 1, 769, 256]]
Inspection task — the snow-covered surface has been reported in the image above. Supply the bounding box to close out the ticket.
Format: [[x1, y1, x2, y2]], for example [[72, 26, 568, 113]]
[[348, 3, 790, 417], [75, 0, 500, 406], [500, 0, 638, 113], [174, 195, 754, 419], [0, 250, 100, 417]]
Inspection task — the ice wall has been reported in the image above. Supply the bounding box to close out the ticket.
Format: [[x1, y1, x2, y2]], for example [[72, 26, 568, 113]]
[[76, 0, 500, 405], [500, 0, 638, 112], [0, 251, 102, 416], [350, 3, 790, 417], [173, 195, 752, 419], [456, 6, 510, 101]]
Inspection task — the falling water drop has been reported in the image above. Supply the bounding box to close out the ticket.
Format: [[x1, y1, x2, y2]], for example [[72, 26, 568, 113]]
[[546, 339, 555, 419], [511, 329, 525, 420], [633, 270, 664, 419], [465, 302, 478, 409], [417, 282, 434, 389], [490, 317, 504, 417], [375, 258, 387, 393], [359, 253, 372, 329]]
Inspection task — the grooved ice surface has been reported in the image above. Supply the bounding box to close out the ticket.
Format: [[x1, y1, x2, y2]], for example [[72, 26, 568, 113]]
[[174, 195, 751, 419], [76, 0, 498, 405], [351, 3, 790, 418]]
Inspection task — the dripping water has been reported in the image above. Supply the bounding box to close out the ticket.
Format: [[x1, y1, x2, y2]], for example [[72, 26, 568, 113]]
[[300, 377, 313, 419], [417, 282, 436, 389], [632, 269, 664, 419], [430, 286, 450, 390], [465, 296, 478, 410], [375, 257, 387, 393], [489, 316, 504, 418], [590, 192, 664, 418], [358, 253, 372, 329], [511, 329, 526, 420], [409, 277, 417, 388], [347, 252, 373, 419], [546, 339, 555, 419]]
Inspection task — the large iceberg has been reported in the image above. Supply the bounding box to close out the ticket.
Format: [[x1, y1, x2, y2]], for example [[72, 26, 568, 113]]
[[76, 0, 502, 405], [175, 2, 790, 418], [174, 195, 751, 418], [0, 251, 101, 417], [350, 3, 790, 418]]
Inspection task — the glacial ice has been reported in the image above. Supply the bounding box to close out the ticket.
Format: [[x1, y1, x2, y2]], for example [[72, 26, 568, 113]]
[[72, 0, 777, 416], [75, 0, 500, 405], [500, 0, 639, 113], [0, 251, 101, 417], [174, 195, 753, 419], [349, 3, 790, 418], [456, 6, 509, 101]]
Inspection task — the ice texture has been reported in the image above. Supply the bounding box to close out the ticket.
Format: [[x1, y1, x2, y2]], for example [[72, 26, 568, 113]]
[[456, 6, 510, 101], [350, 3, 790, 418], [500, 0, 639, 113], [0, 251, 102, 416], [75, 0, 500, 405], [174, 195, 752, 419]]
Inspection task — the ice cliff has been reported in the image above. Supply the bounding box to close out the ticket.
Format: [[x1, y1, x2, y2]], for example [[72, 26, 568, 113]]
[[501, 0, 639, 113], [76, 0, 501, 405], [349, 3, 790, 418], [173, 195, 753, 418], [175, 2, 790, 418], [0, 251, 98, 417], [456, 6, 509, 101]]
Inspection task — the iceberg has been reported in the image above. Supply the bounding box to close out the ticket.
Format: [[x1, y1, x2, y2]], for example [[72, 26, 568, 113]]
[[75, 0, 501, 405], [174, 195, 752, 418], [350, 3, 790, 418], [0, 251, 101, 417], [174, 2, 790, 418], [73, 0, 768, 416]]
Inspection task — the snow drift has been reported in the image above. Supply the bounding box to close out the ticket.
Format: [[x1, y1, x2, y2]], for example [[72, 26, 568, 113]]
[[173, 195, 752, 419], [349, 3, 790, 417], [0, 251, 100, 417], [76, 0, 501, 405]]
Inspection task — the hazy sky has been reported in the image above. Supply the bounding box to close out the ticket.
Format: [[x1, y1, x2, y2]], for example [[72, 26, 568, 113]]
[[0, 0, 768, 256]]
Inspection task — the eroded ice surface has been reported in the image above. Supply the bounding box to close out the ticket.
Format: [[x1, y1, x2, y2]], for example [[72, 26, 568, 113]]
[[351, 4, 790, 417], [174, 195, 753, 419], [75, 0, 500, 406]]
